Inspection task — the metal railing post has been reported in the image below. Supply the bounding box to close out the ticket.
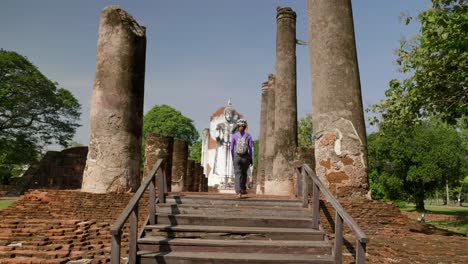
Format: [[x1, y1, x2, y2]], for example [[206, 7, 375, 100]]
[[311, 182, 320, 229], [157, 168, 166, 204], [110, 231, 121, 264], [301, 169, 309, 208], [149, 177, 156, 225], [128, 205, 138, 264], [163, 166, 168, 197], [334, 212, 343, 264], [356, 240, 367, 264], [296, 167, 302, 197]]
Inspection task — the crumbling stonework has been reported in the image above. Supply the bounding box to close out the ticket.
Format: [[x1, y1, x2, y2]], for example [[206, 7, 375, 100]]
[[82, 6, 146, 193], [256, 80, 270, 193], [5, 147, 88, 196], [307, 0, 368, 197], [262, 74, 276, 194], [143, 133, 173, 189], [267, 7, 297, 196], [171, 139, 188, 192]]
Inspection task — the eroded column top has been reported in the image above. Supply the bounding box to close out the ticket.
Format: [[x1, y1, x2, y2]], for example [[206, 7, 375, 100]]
[[102, 5, 146, 36], [262, 81, 269, 92], [277, 6, 296, 21]]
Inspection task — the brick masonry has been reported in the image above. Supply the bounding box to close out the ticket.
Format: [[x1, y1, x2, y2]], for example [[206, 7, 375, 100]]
[[319, 196, 468, 263], [1, 190, 467, 263], [0, 189, 149, 263]]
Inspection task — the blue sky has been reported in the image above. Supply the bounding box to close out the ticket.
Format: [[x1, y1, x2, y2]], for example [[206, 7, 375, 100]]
[[0, 0, 431, 148]]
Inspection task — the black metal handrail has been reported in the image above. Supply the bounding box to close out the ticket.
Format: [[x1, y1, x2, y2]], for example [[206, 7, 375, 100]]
[[296, 164, 368, 264], [110, 159, 167, 264]]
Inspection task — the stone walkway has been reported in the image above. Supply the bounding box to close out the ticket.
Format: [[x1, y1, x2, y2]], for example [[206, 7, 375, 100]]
[[0, 190, 467, 263]]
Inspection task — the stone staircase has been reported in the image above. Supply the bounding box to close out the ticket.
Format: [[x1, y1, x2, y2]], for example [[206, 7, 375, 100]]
[[136, 194, 334, 264]]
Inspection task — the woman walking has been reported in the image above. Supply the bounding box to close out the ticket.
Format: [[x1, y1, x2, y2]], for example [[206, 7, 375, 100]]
[[230, 119, 253, 198]]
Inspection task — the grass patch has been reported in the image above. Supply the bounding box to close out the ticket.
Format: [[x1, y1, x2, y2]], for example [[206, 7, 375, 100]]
[[0, 200, 14, 209], [396, 202, 468, 235], [400, 204, 468, 216], [426, 219, 468, 235]]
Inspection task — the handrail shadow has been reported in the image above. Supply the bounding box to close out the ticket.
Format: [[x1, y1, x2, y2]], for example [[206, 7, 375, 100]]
[[296, 164, 368, 264]]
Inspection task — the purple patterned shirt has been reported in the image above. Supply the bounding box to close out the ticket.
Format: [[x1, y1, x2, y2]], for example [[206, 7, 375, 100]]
[[230, 131, 254, 160]]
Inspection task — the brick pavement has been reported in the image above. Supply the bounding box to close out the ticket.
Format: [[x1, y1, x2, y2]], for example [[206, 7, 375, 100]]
[[0, 190, 466, 263]]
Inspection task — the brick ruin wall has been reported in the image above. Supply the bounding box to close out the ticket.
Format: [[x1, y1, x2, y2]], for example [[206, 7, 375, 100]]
[[0, 189, 149, 263], [1, 147, 88, 196]]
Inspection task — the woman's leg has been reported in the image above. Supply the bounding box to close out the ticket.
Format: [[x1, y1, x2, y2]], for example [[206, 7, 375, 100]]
[[233, 154, 242, 194]]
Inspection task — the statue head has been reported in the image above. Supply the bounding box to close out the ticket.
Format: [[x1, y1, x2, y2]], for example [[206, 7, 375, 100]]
[[224, 99, 236, 123]]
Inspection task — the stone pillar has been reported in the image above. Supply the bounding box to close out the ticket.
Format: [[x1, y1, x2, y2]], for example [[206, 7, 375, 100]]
[[185, 160, 195, 191], [203, 174, 208, 192], [266, 7, 297, 195], [256, 80, 270, 193], [262, 74, 276, 194], [192, 163, 200, 192], [82, 6, 146, 193], [171, 138, 188, 192], [143, 134, 173, 188], [307, 0, 368, 197]]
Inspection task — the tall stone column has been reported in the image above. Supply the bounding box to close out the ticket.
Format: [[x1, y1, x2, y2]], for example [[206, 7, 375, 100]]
[[262, 74, 276, 194], [82, 6, 146, 193], [171, 138, 188, 192], [185, 160, 195, 191], [256, 80, 270, 193], [266, 7, 297, 195], [307, 0, 369, 197], [143, 133, 173, 187]]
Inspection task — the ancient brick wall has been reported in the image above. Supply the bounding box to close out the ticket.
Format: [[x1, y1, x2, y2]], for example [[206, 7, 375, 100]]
[[5, 147, 88, 196], [0, 189, 149, 263]]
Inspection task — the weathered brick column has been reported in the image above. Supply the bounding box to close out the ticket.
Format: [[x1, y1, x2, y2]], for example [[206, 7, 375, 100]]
[[262, 74, 276, 194], [171, 139, 188, 192], [267, 7, 297, 195], [256, 80, 270, 193], [192, 163, 200, 192], [143, 134, 173, 188], [308, 0, 369, 197], [185, 160, 195, 191], [82, 6, 146, 193], [203, 174, 208, 192]]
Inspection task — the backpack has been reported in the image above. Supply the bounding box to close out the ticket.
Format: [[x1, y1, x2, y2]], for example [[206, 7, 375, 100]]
[[235, 133, 249, 155]]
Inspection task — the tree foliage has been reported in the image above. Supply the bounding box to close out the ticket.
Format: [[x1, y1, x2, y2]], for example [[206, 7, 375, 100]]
[[370, 0, 467, 127], [0, 50, 81, 181], [368, 119, 467, 210], [298, 114, 314, 148], [189, 140, 202, 163], [143, 104, 199, 145]]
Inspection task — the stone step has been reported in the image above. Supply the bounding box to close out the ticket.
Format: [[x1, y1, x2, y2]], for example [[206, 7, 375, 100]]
[[156, 213, 313, 228], [165, 195, 303, 207], [138, 236, 332, 255], [156, 203, 312, 217], [145, 224, 325, 241], [137, 251, 334, 264]]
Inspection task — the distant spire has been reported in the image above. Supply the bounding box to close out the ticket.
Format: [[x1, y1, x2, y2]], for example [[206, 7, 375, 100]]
[[227, 98, 232, 106]]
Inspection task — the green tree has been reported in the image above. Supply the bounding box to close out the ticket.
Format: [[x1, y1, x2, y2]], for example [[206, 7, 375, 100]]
[[298, 114, 314, 148], [189, 140, 202, 163], [368, 120, 466, 210], [0, 50, 81, 181], [370, 0, 467, 127], [143, 104, 199, 145]]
